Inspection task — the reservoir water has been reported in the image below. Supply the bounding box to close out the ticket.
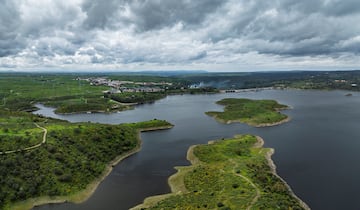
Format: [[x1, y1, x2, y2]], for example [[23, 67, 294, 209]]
[[34, 90, 360, 210]]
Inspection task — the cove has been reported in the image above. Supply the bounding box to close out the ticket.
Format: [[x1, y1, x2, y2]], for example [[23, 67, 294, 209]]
[[34, 89, 360, 210]]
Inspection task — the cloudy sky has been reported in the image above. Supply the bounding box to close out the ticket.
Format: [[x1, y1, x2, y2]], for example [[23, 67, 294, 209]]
[[1, 0, 360, 72]]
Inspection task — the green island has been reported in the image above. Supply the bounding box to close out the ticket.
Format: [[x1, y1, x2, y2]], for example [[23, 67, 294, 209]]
[[0, 108, 173, 210], [132, 135, 309, 210], [206, 98, 289, 127]]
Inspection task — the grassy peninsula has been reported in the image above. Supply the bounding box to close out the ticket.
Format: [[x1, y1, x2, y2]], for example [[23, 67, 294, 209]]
[[0, 109, 173, 210], [206, 98, 289, 127], [133, 135, 308, 210]]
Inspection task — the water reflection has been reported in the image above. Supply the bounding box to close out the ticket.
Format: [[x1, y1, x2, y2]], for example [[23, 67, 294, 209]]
[[34, 90, 360, 210]]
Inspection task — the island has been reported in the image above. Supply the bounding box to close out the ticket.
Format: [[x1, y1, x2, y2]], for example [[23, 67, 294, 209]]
[[0, 109, 173, 210], [132, 135, 309, 209], [206, 98, 290, 127]]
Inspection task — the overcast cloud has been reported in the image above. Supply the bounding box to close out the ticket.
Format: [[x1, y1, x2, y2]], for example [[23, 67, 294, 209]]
[[1, 0, 360, 71]]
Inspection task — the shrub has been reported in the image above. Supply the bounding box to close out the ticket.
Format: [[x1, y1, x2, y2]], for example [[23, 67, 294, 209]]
[[58, 174, 72, 182]]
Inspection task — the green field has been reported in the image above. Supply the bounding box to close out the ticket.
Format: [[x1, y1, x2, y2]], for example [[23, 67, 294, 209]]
[[0, 73, 218, 114], [0, 111, 44, 151], [107, 92, 166, 104], [0, 74, 114, 113], [206, 98, 289, 127], [134, 135, 307, 210], [0, 74, 174, 113], [0, 109, 173, 210]]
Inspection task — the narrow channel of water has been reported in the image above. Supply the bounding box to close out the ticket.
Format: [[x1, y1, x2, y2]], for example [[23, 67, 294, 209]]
[[34, 90, 360, 210]]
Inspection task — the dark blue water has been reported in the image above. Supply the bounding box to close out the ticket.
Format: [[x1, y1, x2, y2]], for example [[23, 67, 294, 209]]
[[34, 90, 360, 210]]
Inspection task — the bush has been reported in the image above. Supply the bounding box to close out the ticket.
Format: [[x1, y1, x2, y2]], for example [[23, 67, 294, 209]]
[[58, 174, 72, 182], [217, 202, 224, 207], [53, 168, 64, 176]]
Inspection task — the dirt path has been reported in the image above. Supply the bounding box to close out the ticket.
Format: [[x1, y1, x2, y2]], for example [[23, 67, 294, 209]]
[[229, 158, 260, 210], [228, 137, 264, 209], [235, 172, 261, 210], [0, 123, 47, 155]]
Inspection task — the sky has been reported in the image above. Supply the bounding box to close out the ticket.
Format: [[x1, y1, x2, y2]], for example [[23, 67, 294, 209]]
[[1, 0, 360, 72]]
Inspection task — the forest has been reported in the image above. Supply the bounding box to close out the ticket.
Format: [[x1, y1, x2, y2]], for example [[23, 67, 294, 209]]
[[0, 108, 172, 210]]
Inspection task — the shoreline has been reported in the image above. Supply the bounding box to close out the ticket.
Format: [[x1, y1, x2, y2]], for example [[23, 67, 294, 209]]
[[208, 105, 292, 127], [209, 115, 291, 127], [255, 136, 310, 210], [253, 116, 291, 127], [35, 103, 132, 115], [11, 125, 173, 210], [264, 149, 310, 209], [131, 142, 199, 210], [53, 106, 133, 115], [132, 135, 310, 210]]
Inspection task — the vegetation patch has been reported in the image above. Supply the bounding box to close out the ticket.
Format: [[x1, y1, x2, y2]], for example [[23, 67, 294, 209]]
[[106, 92, 166, 104], [206, 98, 289, 127], [0, 73, 219, 114], [0, 109, 173, 210], [44, 96, 129, 114], [133, 135, 308, 210], [0, 74, 110, 112], [124, 119, 174, 131]]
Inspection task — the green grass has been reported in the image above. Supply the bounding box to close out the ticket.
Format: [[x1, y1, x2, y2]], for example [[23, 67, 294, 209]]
[[135, 135, 306, 210], [0, 73, 219, 113], [0, 110, 47, 151], [45, 97, 129, 114], [107, 92, 166, 104], [206, 98, 289, 126], [0, 74, 172, 113], [0, 74, 108, 112], [124, 119, 174, 130], [0, 109, 173, 210]]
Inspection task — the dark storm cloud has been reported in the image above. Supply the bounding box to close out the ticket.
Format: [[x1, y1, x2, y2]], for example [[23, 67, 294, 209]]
[[213, 0, 360, 57], [127, 0, 225, 31], [81, 0, 225, 31], [0, 0, 24, 57], [1, 0, 360, 70], [0, 0, 85, 59], [33, 37, 78, 57], [81, 0, 122, 29], [189, 51, 208, 61]]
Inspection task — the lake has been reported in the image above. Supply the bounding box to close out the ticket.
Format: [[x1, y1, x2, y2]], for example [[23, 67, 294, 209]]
[[34, 89, 360, 210]]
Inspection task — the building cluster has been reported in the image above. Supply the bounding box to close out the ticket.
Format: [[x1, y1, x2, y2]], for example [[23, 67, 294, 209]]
[[77, 77, 172, 93], [334, 79, 347, 83], [334, 79, 357, 87]]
